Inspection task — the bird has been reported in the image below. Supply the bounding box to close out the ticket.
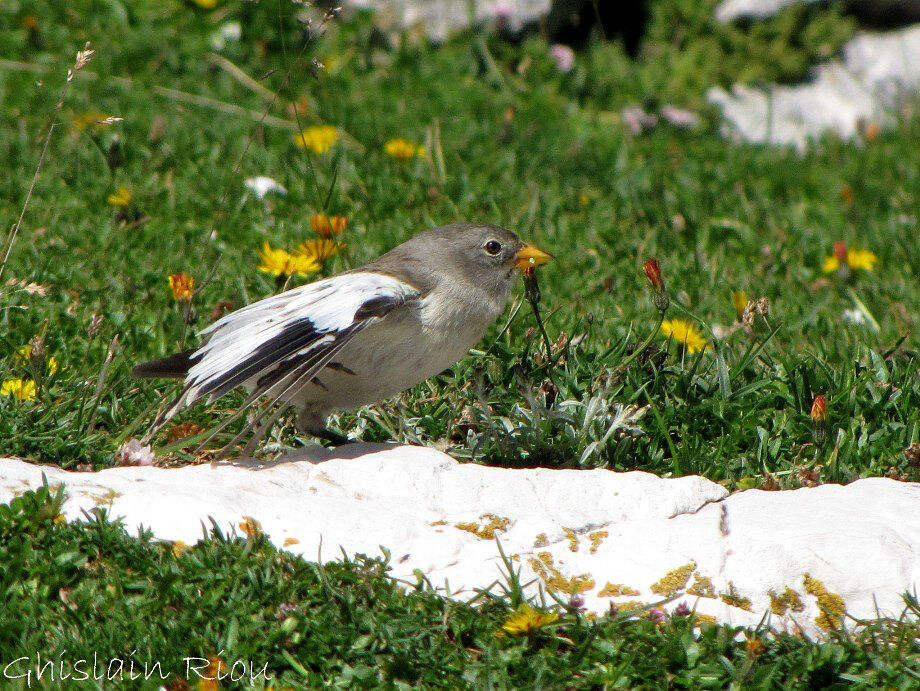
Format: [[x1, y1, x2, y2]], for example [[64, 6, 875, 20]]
[[133, 223, 552, 457]]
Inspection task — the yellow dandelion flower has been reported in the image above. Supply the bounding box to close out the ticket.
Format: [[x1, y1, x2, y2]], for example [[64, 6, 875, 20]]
[[168, 273, 195, 302], [107, 187, 132, 207], [310, 213, 347, 238], [822, 245, 877, 274], [1, 378, 37, 402], [190, 0, 218, 7], [732, 291, 748, 319], [197, 656, 227, 691], [498, 604, 559, 637], [660, 319, 708, 354], [16, 346, 58, 375], [384, 139, 425, 161], [72, 112, 114, 130], [258, 242, 320, 278], [295, 238, 343, 263], [294, 125, 339, 154], [845, 248, 877, 271]]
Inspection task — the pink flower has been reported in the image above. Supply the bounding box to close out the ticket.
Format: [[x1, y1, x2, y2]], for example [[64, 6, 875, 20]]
[[660, 104, 699, 128], [674, 601, 692, 617], [490, 0, 513, 19], [621, 105, 658, 135], [549, 44, 575, 73], [115, 438, 155, 466]]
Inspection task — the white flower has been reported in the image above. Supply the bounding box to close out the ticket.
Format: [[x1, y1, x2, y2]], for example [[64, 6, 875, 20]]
[[211, 21, 243, 50], [244, 176, 287, 199], [842, 308, 867, 325], [115, 438, 155, 466]]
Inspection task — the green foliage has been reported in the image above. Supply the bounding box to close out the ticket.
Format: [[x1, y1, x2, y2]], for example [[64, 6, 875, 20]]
[[0, 0, 917, 489], [0, 486, 917, 688], [1, 1, 918, 683]]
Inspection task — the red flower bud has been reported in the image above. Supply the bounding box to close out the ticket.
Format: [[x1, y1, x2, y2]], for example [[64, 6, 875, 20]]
[[810, 395, 827, 422], [643, 259, 663, 292]]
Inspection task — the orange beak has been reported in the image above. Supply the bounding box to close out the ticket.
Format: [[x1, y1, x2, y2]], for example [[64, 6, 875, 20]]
[[515, 244, 554, 271]]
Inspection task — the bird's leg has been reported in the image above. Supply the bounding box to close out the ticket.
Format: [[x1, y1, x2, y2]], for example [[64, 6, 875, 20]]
[[314, 428, 353, 446], [296, 408, 353, 447]]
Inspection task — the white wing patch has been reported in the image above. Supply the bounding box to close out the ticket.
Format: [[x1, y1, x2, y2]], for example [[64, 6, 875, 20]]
[[155, 272, 419, 426]]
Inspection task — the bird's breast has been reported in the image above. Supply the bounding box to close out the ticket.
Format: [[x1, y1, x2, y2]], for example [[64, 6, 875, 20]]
[[291, 285, 504, 411]]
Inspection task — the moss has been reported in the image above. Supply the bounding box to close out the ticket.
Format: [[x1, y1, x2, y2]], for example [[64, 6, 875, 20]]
[[588, 531, 608, 554], [454, 513, 510, 540], [650, 562, 696, 597], [720, 583, 753, 612], [563, 527, 579, 552], [687, 573, 717, 599], [769, 587, 805, 616], [803, 574, 846, 631], [690, 613, 719, 627], [92, 489, 122, 506], [598, 582, 641, 597], [528, 552, 595, 595]]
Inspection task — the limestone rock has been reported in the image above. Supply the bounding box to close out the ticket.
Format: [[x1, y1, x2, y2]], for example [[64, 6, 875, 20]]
[[1, 445, 917, 638], [345, 0, 550, 42], [707, 24, 920, 149]]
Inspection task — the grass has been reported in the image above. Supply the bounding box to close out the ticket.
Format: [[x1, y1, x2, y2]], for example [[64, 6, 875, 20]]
[[1, 0, 919, 685], [1, 0, 917, 486], [2, 483, 918, 688]]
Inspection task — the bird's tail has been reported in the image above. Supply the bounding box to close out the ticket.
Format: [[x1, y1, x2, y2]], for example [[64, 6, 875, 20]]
[[132, 349, 196, 443], [132, 349, 195, 379]]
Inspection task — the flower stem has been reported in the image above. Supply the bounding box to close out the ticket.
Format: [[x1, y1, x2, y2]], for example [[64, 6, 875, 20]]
[[613, 314, 664, 375]]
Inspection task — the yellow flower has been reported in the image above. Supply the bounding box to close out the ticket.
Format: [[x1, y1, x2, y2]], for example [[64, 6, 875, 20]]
[[384, 139, 425, 161], [661, 319, 708, 354], [168, 273, 195, 302], [294, 125, 339, 154], [498, 605, 559, 637], [310, 213, 347, 238], [822, 246, 877, 273], [1, 378, 36, 402], [295, 238, 343, 263], [190, 0, 218, 7], [72, 112, 114, 130], [16, 346, 58, 375], [822, 256, 840, 273], [258, 242, 320, 278], [197, 656, 227, 691], [107, 187, 132, 207], [732, 291, 748, 319], [845, 248, 877, 271]]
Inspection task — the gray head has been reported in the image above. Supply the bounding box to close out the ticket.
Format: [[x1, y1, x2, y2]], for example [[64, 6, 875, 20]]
[[367, 223, 552, 300]]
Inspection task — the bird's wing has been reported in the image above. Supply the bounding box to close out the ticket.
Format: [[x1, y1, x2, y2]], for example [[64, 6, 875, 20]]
[[150, 272, 420, 431]]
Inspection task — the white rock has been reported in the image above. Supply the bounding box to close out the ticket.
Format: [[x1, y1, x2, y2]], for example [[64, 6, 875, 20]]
[[707, 24, 920, 149], [715, 0, 822, 23], [345, 0, 550, 42], [2, 445, 917, 638]]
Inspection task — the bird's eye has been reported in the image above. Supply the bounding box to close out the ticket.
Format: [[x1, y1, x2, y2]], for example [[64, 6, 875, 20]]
[[484, 240, 502, 256]]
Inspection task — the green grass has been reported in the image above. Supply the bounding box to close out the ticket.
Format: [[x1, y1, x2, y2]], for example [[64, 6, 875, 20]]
[[2, 483, 918, 688], [1, 0, 919, 684], [1, 0, 917, 486]]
